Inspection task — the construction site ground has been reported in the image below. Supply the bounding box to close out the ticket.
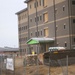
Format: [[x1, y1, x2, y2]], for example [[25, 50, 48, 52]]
[[2, 56, 75, 75], [4, 64, 75, 75]]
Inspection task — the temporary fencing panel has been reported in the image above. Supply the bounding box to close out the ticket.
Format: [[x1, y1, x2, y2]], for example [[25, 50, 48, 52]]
[[0, 50, 75, 75]]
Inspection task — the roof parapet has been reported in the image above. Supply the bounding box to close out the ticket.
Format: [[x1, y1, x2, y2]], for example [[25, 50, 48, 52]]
[[16, 8, 28, 15], [24, 0, 32, 3]]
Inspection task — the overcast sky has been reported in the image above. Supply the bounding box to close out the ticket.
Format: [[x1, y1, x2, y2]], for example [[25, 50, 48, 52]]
[[0, 0, 27, 48]]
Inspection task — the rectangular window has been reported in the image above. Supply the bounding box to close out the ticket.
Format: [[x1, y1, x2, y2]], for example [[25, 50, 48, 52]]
[[44, 28, 49, 37], [35, 32, 37, 36], [37, 1, 38, 7], [65, 42, 67, 47], [41, 0, 44, 6], [35, 17, 36, 22], [56, 25, 58, 31], [30, 19, 32, 22], [64, 24, 66, 29], [43, 13, 48, 22], [35, 17, 39, 22], [39, 0, 41, 6], [55, 8, 57, 14], [64, 25, 66, 29], [40, 15, 42, 20], [23, 26, 25, 30], [26, 26, 27, 29], [31, 32, 32, 36], [34, 1, 38, 8], [22, 27, 24, 30], [19, 28, 21, 31], [41, 31, 42, 35], [37, 16, 39, 21], [74, 38, 75, 42], [63, 6, 65, 11], [34, 2, 36, 8], [73, 19, 75, 23], [43, 0, 47, 7], [38, 31, 39, 36], [30, 4, 31, 9], [72, 1, 75, 5]]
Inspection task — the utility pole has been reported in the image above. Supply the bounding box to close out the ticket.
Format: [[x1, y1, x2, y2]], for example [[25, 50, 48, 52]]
[[35, 0, 38, 37], [53, 0, 57, 47], [35, 0, 39, 75]]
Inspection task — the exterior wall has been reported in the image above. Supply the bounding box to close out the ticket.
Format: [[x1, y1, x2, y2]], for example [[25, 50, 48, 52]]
[[28, 0, 65, 15], [69, 0, 75, 48], [18, 11, 28, 24], [17, 9, 28, 55], [28, 0, 71, 50], [17, 0, 75, 55]]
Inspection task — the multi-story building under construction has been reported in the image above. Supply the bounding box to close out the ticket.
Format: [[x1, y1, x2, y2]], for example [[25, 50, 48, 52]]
[[16, 0, 75, 55]]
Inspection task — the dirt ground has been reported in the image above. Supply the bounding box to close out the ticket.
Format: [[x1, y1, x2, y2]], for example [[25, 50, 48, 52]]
[[14, 64, 75, 75], [2, 56, 75, 75], [3, 65, 75, 75]]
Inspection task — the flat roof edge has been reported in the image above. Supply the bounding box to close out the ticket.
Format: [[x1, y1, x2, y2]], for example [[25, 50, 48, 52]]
[[15, 8, 28, 15], [24, 0, 31, 3]]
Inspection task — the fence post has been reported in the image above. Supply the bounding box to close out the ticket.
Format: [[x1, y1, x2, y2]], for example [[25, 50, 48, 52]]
[[37, 45, 39, 75], [23, 57, 26, 75], [0, 56, 1, 75], [49, 53, 51, 75], [0, 55, 1, 75], [66, 55, 68, 75], [1, 55, 2, 75], [6, 55, 7, 75], [13, 54, 15, 75]]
